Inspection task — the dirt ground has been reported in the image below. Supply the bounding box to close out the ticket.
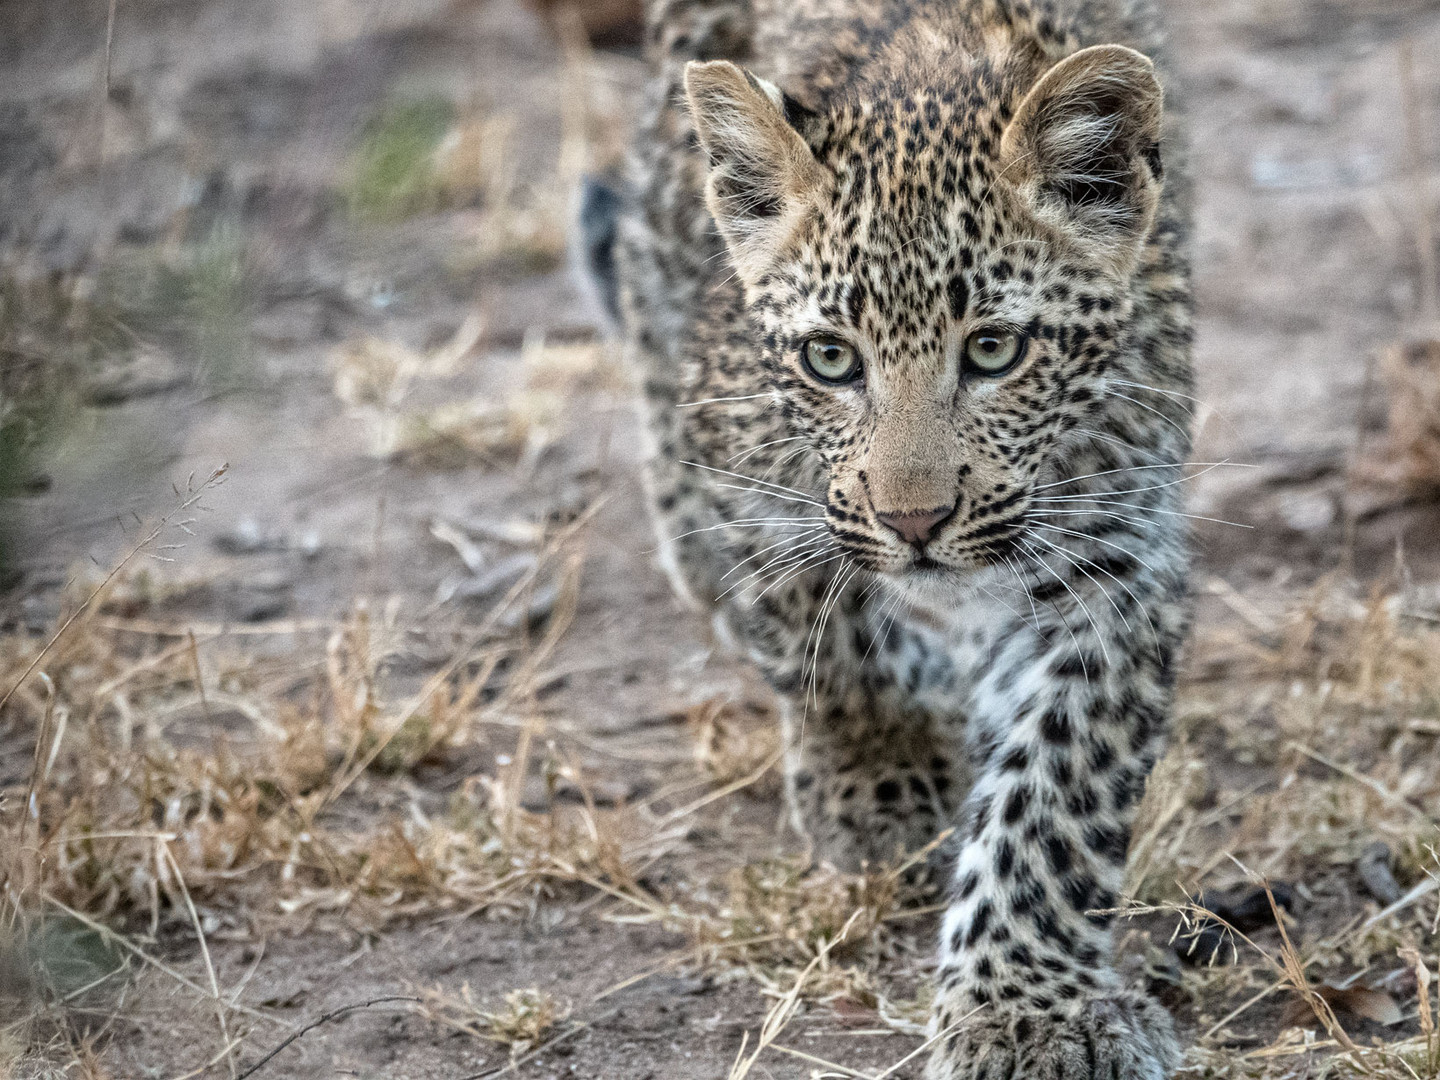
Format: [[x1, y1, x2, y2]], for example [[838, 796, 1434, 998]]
[[3, 0, 1440, 1077]]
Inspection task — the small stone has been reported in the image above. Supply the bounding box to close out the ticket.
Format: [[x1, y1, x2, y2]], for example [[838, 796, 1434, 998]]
[[1356, 841, 1403, 905], [214, 517, 285, 555]]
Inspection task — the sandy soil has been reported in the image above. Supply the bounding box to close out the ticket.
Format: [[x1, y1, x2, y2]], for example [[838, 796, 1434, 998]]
[[3, 0, 1440, 1076]]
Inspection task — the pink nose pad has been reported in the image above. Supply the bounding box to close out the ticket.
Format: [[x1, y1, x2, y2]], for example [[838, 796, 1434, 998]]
[[875, 505, 955, 547]]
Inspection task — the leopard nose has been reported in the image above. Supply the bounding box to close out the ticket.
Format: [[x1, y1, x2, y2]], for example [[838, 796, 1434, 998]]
[[875, 505, 956, 547]]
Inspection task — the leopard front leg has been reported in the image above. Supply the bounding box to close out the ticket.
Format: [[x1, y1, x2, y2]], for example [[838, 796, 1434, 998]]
[[928, 579, 1186, 1080], [780, 686, 966, 872], [736, 586, 972, 872]]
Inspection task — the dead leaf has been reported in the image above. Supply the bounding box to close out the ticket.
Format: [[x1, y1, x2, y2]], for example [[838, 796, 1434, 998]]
[[1283, 983, 1404, 1027]]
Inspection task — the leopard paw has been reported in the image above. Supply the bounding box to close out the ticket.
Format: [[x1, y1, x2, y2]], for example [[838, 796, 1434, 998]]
[[927, 992, 1179, 1080]]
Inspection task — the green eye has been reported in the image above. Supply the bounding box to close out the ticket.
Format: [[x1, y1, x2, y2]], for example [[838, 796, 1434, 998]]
[[963, 327, 1027, 375], [801, 336, 862, 384]]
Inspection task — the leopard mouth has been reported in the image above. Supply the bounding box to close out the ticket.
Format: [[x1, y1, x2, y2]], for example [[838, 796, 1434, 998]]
[[891, 520, 1024, 576], [826, 515, 1023, 576], [866, 549, 970, 579]]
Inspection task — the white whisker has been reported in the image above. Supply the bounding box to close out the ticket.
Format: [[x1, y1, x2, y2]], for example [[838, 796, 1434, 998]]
[[1071, 428, 1170, 466], [977, 582, 1042, 638], [1105, 390, 1191, 438], [718, 528, 831, 581], [712, 482, 825, 509], [728, 435, 805, 466], [1002, 555, 1049, 643], [1024, 532, 1132, 634], [1018, 540, 1111, 671], [718, 535, 834, 597], [1030, 500, 1252, 530], [1032, 507, 1153, 535], [676, 393, 771, 408], [1109, 379, 1208, 412], [806, 561, 860, 711], [1034, 460, 1254, 493], [1013, 543, 1093, 685], [751, 549, 847, 604], [1024, 531, 1161, 654], [667, 517, 825, 543], [860, 590, 906, 664], [680, 460, 822, 502], [1025, 522, 1161, 578]]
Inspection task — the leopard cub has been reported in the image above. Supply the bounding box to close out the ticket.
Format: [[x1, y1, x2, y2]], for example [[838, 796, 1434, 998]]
[[605, 0, 1195, 1075]]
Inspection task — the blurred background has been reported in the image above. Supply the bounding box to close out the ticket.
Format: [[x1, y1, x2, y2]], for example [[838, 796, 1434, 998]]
[[1, 0, 1439, 1077]]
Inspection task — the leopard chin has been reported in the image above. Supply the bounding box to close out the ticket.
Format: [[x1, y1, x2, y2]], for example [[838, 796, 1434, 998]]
[[879, 561, 1000, 614]]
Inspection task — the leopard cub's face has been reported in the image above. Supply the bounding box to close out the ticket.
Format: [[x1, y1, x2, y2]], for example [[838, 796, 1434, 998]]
[[685, 45, 1166, 583], [759, 189, 1137, 580]]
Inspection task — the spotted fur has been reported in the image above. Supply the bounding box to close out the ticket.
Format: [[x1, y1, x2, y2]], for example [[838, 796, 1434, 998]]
[[613, 0, 1194, 1075]]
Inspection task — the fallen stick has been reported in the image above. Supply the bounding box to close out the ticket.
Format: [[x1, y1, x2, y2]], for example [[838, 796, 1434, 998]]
[[235, 996, 421, 1080]]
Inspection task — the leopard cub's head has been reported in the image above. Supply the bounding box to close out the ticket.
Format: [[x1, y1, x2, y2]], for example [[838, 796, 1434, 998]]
[[685, 42, 1165, 583]]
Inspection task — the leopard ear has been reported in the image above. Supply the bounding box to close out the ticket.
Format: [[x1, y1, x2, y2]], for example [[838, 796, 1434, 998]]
[[999, 45, 1164, 264], [685, 60, 825, 285]]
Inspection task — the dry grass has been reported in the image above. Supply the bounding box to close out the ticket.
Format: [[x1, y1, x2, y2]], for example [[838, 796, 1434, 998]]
[[685, 847, 938, 1008], [0, 426, 928, 1073], [0, 518, 653, 931], [1119, 576, 1440, 1079], [6, 502, 1440, 1076], [686, 696, 783, 789], [0, 475, 664, 1079], [0, 464, 940, 1072], [5, 434, 1440, 1079], [414, 983, 570, 1059], [330, 323, 626, 470], [1134, 581, 1440, 899]]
